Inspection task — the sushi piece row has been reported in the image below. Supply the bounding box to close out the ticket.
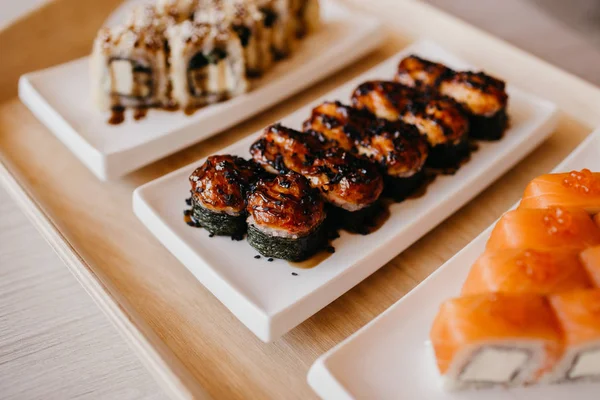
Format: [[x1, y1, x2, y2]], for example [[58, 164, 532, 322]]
[[395, 55, 509, 140], [91, 0, 320, 113], [430, 169, 600, 390]]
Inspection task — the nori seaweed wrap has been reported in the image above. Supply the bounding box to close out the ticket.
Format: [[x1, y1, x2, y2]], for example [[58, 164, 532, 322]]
[[246, 172, 326, 261], [189, 154, 260, 237]]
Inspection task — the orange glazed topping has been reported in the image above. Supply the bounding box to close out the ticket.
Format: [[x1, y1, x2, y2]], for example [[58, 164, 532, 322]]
[[487, 294, 529, 327], [562, 169, 600, 194], [514, 250, 558, 282], [543, 207, 575, 235]]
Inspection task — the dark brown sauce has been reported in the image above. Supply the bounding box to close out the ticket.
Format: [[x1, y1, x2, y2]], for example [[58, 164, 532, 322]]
[[405, 173, 437, 200], [108, 106, 125, 125], [290, 247, 334, 269], [184, 105, 203, 116]]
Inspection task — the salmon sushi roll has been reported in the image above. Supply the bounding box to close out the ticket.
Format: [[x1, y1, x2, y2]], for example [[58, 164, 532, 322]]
[[520, 169, 600, 214], [462, 248, 592, 296], [430, 292, 562, 390], [486, 207, 600, 251], [579, 246, 600, 287], [189, 155, 261, 237], [351, 81, 470, 168], [547, 289, 600, 383], [246, 172, 326, 261]]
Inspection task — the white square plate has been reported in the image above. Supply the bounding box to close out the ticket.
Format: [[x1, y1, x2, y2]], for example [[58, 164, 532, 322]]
[[17, 0, 383, 180], [307, 129, 600, 400], [133, 40, 559, 342]]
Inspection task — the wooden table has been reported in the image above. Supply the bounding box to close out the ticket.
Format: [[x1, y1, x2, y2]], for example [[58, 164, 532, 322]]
[[1, 0, 600, 398]]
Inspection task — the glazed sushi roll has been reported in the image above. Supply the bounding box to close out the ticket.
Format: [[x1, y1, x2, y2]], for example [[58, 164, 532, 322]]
[[189, 155, 260, 237], [303, 101, 430, 199], [430, 292, 563, 390], [167, 20, 248, 110], [194, 0, 273, 77], [461, 248, 592, 296], [547, 289, 600, 383], [91, 6, 170, 111], [246, 172, 326, 261], [520, 169, 600, 214], [438, 71, 508, 141], [255, 0, 297, 59], [395, 56, 509, 140], [351, 81, 470, 168], [356, 119, 429, 200], [486, 207, 600, 251], [579, 246, 600, 287], [394, 55, 453, 90], [250, 124, 385, 231], [302, 101, 374, 151]]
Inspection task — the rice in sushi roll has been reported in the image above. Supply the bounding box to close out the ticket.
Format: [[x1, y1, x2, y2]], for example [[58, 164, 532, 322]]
[[250, 124, 384, 232], [290, 0, 320, 38], [351, 81, 470, 168], [254, 0, 297, 59], [167, 20, 248, 109], [194, 0, 273, 77], [91, 5, 170, 111], [189, 154, 260, 237], [155, 0, 199, 21], [246, 172, 326, 261]]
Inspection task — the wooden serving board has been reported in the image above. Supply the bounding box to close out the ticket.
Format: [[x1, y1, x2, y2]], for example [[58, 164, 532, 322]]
[[1, 1, 600, 399]]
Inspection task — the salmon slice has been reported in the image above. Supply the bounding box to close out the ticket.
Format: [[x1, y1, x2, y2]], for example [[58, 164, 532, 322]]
[[486, 207, 600, 251], [520, 170, 600, 214], [580, 246, 600, 287], [430, 292, 562, 390], [547, 289, 600, 382], [462, 248, 592, 295]]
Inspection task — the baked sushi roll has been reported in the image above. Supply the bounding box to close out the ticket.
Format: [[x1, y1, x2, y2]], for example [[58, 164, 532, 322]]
[[302, 101, 374, 151], [547, 289, 600, 383], [167, 20, 248, 110], [395, 55, 453, 90], [438, 71, 508, 141], [356, 119, 429, 200], [351, 81, 470, 168], [291, 0, 320, 38], [250, 124, 384, 231], [486, 207, 600, 252], [246, 172, 326, 261], [461, 248, 592, 296], [255, 0, 297, 59], [520, 169, 600, 214], [194, 0, 273, 77], [91, 6, 170, 111], [430, 292, 562, 390], [189, 155, 260, 237]]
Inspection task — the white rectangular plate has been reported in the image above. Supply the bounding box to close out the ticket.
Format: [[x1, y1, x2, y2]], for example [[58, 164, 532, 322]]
[[133, 40, 559, 343], [307, 129, 600, 400], [17, 0, 383, 180]]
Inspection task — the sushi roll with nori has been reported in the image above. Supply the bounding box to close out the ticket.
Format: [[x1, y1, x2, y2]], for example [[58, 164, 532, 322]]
[[167, 20, 248, 110], [438, 71, 508, 140], [91, 5, 170, 111], [194, 0, 273, 77], [246, 172, 326, 261], [351, 80, 470, 168], [250, 124, 384, 232], [357, 119, 429, 200], [189, 155, 260, 237], [394, 55, 453, 90], [303, 101, 429, 200]]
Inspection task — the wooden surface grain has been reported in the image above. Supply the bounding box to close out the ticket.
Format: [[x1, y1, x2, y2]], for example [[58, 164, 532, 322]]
[[2, 0, 600, 399]]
